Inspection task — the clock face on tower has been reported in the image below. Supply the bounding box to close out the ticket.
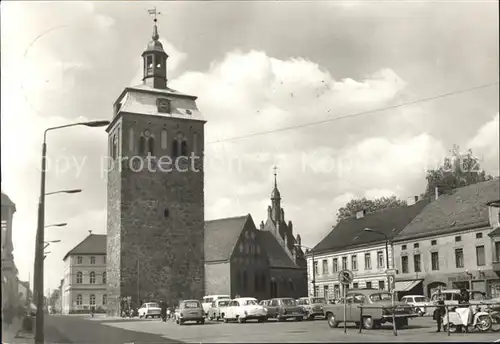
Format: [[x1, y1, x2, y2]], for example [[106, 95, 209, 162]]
[[157, 98, 171, 113]]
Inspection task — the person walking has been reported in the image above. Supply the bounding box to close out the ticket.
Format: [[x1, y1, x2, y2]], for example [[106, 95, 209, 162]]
[[160, 300, 167, 322], [433, 292, 445, 333]]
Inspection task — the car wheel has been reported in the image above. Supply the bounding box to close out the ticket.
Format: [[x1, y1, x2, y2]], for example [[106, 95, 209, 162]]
[[295, 317, 303, 322], [237, 316, 246, 323], [308, 315, 315, 321], [200, 318, 205, 325], [363, 316, 374, 330], [277, 316, 284, 322], [223, 318, 229, 323], [327, 313, 338, 328], [257, 317, 265, 323]]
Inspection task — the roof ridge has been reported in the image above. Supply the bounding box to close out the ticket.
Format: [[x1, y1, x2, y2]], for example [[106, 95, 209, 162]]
[[205, 214, 249, 224]]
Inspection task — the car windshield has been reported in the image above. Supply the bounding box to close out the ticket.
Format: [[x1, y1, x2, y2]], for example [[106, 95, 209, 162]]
[[218, 300, 230, 307], [184, 301, 201, 308], [282, 299, 296, 306], [204, 297, 213, 303], [470, 292, 486, 300], [312, 298, 325, 304], [414, 297, 428, 303], [243, 300, 258, 306], [146, 303, 159, 308], [369, 293, 392, 302]]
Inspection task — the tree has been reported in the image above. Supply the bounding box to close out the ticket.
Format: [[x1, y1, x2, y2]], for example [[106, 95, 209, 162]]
[[49, 289, 60, 307], [336, 195, 407, 221], [424, 145, 492, 197]]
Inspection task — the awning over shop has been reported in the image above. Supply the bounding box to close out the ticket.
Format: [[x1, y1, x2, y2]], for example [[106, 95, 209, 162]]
[[394, 279, 423, 292]]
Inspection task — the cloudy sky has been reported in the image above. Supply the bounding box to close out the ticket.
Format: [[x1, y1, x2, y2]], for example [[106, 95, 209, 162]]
[[1, 1, 498, 292]]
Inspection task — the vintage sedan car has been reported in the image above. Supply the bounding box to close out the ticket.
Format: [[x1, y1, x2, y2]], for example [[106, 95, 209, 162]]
[[266, 298, 305, 322], [430, 289, 487, 306], [324, 290, 416, 330], [175, 300, 205, 325], [223, 297, 267, 323], [138, 302, 161, 318], [202, 295, 231, 316], [297, 296, 326, 320], [401, 295, 431, 316], [207, 299, 231, 321]]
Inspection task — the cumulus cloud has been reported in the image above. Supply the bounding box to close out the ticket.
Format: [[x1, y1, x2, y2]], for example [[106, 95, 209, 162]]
[[468, 112, 500, 176]]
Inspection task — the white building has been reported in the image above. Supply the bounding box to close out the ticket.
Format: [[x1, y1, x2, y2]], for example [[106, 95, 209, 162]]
[[308, 198, 430, 300], [61, 234, 107, 314], [393, 178, 500, 297]]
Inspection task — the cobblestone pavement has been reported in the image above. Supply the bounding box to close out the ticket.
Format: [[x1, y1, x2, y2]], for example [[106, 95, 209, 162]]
[[91, 316, 500, 343]]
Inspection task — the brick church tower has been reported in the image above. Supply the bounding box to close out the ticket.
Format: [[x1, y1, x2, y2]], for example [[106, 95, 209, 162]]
[[106, 15, 205, 316]]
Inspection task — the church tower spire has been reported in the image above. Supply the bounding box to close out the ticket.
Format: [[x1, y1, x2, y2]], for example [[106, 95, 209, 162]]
[[142, 7, 169, 89], [271, 166, 281, 223]]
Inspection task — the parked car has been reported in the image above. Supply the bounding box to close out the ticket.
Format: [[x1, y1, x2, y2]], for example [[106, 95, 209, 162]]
[[202, 295, 231, 316], [175, 300, 205, 325], [400, 295, 431, 316], [324, 289, 417, 330], [223, 297, 267, 323], [265, 298, 305, 322], [430, 289, 487, 306], [138, 302, 161, 318], [207, 299, 231, 321], [297, 297, 326, 320]]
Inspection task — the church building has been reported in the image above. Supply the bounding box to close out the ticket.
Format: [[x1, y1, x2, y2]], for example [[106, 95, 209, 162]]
[[105, 15, 205, 315], [204, 172, 308, 299]]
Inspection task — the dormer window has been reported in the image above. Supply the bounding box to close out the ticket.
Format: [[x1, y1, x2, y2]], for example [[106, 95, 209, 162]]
[[157, 98, 171, 113]]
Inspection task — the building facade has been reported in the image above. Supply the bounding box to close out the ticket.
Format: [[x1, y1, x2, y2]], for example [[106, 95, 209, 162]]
[[106, 20, 205, 315], [393, 178, 500, 297], [61, 234, 107, 314], [2, 192, 20, 311], [309, 198, 430, 300], [488, 200, 500, 284]]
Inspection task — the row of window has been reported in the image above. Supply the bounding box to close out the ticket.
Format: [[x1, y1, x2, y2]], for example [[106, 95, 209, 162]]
[[75, 256, 105, 265], [76, 294, 106, 306], [110, 128, 200, 159], [75, 271, 106, 284], [400, 245, 488, 273], [313, 280, 387, 298], [315, 251, 386, 275], [400, 233, 483, 251]]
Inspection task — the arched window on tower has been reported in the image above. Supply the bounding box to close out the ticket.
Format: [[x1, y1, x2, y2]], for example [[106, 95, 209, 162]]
[[146, 55, 153, 75], [161, 130, 168, 150], [172, 140, 179, 159], [193, 133, 199, 156], [147, 137, 155, 156], [181, 140, 188, 157], [129, 128, 134, 153], [139, 136, 146, 155]]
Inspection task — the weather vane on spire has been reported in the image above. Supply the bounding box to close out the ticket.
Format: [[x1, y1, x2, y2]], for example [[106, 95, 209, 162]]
[[148, 7, 161, 22], [148, 7, 162, 41]]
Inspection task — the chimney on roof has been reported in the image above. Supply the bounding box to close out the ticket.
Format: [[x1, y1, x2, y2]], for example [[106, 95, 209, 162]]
[[435, 187, 439, 200], [260, 221, 264, 230], [356, 210, 365, 219], [296, 234, 301, 246]]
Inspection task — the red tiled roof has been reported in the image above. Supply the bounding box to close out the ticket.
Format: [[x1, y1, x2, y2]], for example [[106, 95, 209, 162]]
[[395, 178, 500, 242], [204, 215, 250, 262], [312, 199, 431, 254], [257, 231, 298, 269], [63, 234, 106, 261]]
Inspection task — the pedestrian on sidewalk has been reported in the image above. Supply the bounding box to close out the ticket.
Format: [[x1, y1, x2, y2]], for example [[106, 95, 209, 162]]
[[3, 305, 14, 330], [433, 297, 445, 332]]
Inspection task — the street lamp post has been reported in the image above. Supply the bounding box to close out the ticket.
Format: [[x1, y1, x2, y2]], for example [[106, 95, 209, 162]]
[[364, 227, 397, 336], [295, 244, 316, 297], [33, 120, 109, 344]]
